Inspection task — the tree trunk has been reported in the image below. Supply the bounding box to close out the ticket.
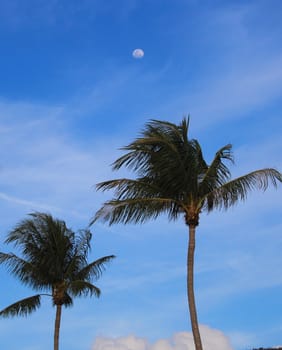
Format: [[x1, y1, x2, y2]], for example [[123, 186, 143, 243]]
[[54, 304, 62, 350], [187, 225, 203, 350]]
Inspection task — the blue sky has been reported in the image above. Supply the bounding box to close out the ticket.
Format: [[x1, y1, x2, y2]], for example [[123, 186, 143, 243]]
[[0, 0, 281, 349]]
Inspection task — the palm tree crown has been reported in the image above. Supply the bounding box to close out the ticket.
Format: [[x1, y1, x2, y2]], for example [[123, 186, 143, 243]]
[[93, 117, 282, 350], [0, 212, 115, 350], [93, 118, 281, 226]]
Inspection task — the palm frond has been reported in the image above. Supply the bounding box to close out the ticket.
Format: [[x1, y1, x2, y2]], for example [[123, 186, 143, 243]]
[[113, 136, 181, 174], [52, 292, 73, 308], [199, 144, 233, 195], [0, 295, 41, 318], [63, 293, 73, 307], [96, 178, 164, 201], [206, 168, 282, 210], [0, 252, 42, 287], [75, 229, 91, 255], [64, 230, 92, 277], [68, 280, 101, 298], [76, 255, 116, 280], [93, 197, 179, 225], [112, 118, 192, 175], [5, 213, 74, 270], [94, 178, 171, 225]]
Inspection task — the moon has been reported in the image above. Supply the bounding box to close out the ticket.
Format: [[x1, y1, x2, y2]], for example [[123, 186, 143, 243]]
[[132, 49, 144, 59]]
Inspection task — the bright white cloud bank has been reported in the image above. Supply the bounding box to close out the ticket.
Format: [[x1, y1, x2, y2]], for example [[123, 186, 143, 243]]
[[92, 326, 233, 350]]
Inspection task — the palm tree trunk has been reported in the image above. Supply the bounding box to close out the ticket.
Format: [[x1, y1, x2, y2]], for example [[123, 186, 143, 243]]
[[54, 304, 62, 350], [187, 225, 203, 350]]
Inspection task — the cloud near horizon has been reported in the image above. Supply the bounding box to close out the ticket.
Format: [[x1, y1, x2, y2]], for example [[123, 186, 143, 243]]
[[92, 325, 233, 350]]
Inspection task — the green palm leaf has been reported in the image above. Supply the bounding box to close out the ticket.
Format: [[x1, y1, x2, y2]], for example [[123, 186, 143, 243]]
[[0, 252, 43, 288], [68, 280, 101, 298], [76, 255, 116, 280], [0, 295, 41, 318], [206, 168, 282, 210]]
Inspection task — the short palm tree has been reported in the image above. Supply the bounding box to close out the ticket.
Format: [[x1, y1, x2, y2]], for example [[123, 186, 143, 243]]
[[92, 118, 282, 350], [0, 212, 115, 350]]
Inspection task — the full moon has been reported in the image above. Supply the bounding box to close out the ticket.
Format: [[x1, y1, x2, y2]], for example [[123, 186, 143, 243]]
[[132, 48, 144, 59]]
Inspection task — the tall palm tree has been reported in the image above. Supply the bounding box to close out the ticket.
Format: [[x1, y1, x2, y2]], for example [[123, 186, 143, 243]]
[[0, 212, 115, 350], [92, 118, 282, 350]]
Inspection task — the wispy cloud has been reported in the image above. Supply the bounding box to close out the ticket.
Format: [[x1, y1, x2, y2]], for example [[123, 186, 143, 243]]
[[0, 0, 129, 30], [0, 102, 122, 227], [157, 53, 282, 131], [0, 192, 61, 212], [100, 261, 185, 293]]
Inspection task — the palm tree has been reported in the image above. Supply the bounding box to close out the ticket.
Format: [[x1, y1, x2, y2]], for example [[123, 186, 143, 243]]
[[0, 212, 115, 350], [92, 118, 282, 350]]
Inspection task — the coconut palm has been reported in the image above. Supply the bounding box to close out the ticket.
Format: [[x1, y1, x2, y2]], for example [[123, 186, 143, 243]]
[[0, 212, 115, 350], [92, 118, 282, 350]]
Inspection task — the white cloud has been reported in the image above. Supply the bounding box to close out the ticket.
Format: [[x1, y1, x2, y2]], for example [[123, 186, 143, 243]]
[[0, 191, 61, 212], [93, 335, 147, 350], [158, 53, 282, 132], [0, 101, 123, 228], [92, 326, 233, 350], [101, 260, 185, 293]]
